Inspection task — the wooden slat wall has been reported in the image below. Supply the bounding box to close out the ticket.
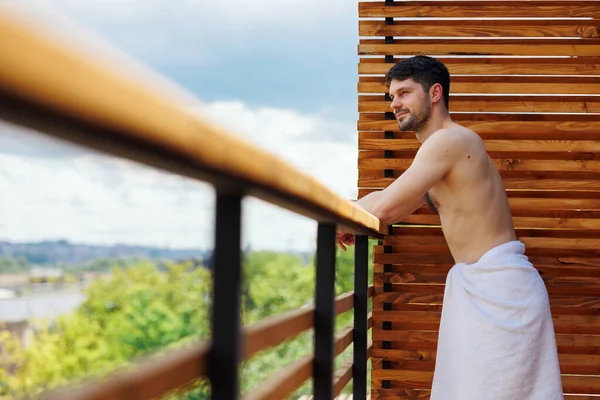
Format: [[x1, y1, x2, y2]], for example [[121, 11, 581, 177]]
[[357, 1, 600, 399]]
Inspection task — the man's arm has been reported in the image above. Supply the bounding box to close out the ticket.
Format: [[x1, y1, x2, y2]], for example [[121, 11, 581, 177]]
[[356, 129, 463, 224], [356, 189, 425, 224]]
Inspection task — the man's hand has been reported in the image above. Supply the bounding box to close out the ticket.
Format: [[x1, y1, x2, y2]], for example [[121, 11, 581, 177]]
[[336, 230, 355, 251]]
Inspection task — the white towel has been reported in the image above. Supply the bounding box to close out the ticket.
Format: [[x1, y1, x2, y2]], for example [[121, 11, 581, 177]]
[[430, 240, 564, 400]]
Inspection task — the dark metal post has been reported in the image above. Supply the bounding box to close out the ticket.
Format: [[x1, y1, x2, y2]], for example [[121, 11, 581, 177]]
[[353, 235, 369, 400], [209, 191, 243, 400], [313, 223, 337, 400]]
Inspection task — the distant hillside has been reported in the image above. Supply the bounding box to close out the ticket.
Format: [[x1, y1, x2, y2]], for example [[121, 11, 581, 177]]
[[0, 240, 210, 265]]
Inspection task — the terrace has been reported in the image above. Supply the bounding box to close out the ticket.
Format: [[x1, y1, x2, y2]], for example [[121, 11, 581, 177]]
[[1, 1, 599, 399]]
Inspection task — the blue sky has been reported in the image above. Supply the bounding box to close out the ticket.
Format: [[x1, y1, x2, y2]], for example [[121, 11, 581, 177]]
[[0, 0, 369, 252], [47, 0, 360, 118]]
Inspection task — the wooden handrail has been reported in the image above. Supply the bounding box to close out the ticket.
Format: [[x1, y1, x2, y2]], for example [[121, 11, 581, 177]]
[[0, 8, 383, 399], [243, 289, 361, 359], [333, 360, 354, 398], [40, 290, 374, 400], [0, 11, 386, 237], [334, 339, 375, 399], [244, 315, 374, 400], [42, 342, 210, 400], [243, 306, 314, 360], [243, 325, 373, 400], [242, 353, 313, 400], [334, 326, 355, 357]]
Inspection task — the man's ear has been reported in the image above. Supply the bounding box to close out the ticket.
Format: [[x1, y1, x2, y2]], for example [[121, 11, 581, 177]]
[[430, 83, 444, 104]]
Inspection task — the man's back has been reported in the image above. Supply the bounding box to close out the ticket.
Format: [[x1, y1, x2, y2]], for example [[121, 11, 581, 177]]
[[426, 124, 517, 264]]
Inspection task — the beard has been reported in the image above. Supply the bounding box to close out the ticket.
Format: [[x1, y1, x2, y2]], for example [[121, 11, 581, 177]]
[[396, 100, 431, 133]]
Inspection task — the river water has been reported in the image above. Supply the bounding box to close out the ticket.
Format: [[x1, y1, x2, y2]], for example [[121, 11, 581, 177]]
[[0, 286, 85, 323]]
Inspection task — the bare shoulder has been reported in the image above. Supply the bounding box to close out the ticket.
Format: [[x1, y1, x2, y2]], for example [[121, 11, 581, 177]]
[[420, 125, 479, 156], [432, 125, 479, 143]]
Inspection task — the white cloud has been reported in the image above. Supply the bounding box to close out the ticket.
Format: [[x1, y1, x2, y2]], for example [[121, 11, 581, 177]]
[[0, 141, 216, 250], [194, 100, 358, 198], [0, 0, 359, 251], [0, 101, 357, 252]]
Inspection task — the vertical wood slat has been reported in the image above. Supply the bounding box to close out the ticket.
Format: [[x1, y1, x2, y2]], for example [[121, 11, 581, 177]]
[[209, 191, 244, 400], [313, 223, 337, 400]]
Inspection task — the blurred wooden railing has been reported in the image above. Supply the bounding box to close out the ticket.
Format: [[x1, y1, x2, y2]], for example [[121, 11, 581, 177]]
[[0, 10, 387, 400]]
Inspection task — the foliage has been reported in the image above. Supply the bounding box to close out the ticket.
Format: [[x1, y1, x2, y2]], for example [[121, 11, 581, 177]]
[[0, 255, 29, 273], [0, 243, 374, 399], [0, 261, 211, 399], [0, 254, 169, 276]]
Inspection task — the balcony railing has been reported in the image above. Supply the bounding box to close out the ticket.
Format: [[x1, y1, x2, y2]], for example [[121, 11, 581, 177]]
[[0, 9, 387, 400]]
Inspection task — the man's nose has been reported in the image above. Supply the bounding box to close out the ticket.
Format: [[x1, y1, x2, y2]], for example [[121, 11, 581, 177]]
[[390, 98, 401, 111]]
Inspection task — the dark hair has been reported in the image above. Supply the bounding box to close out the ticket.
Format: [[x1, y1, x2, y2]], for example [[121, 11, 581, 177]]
[[385, 55, 450, 109]]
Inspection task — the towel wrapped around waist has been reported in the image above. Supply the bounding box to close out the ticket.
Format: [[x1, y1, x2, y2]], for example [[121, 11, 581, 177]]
[[430, 240, 563, 400]]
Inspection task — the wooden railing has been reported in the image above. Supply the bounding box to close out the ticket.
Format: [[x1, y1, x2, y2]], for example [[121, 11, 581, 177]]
[[0, 9, 387, 400]]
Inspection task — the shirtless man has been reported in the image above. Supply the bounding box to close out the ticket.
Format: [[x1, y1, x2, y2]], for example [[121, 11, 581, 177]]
[[337, 56, 563, 399], [337, 55, 516, 263]]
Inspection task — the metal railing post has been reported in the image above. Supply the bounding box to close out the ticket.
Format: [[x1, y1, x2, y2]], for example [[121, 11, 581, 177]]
[[209, 191, 243, 400], [353, 235, 369, 400], [313, 223, 337, 400]]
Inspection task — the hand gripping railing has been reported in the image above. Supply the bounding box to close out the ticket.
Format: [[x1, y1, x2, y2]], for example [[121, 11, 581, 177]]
[[0, 10, 387, 400]]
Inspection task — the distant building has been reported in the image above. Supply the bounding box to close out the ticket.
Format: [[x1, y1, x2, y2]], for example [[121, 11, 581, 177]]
[[28, 268, 63, 284]]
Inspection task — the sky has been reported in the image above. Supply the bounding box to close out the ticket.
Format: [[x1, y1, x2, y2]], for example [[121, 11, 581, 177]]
[[0, 0, 370, 252]]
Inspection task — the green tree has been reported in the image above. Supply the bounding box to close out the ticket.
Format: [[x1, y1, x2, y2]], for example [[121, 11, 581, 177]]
[[0, 255, 29, 273], [0, 244, 374, 400], [0, 260, 211, 399]]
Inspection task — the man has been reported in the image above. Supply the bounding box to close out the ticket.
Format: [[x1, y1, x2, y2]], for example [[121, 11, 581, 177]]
[[337, 56, 563, 399]]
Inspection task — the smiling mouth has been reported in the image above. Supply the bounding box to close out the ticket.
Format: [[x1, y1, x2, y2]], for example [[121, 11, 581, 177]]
[[395, 112, 408, 119]]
